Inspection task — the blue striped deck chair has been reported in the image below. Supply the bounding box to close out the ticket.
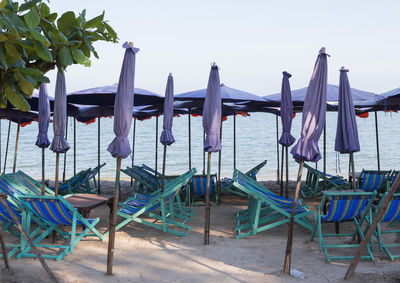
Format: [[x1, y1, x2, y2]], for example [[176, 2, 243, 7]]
[[110, 169, 196, 237], [4, 171, 54, 196], [221, 160, 267, 197], [50, 169, 92, 195], [0, 200, 23, 259], [389, 171, 400, 193], [370, 192, 400, 260], [17, 195, 104, 261], [122, 166, 160, 194], [141, 164, 162, 176], [357, 169, 392, 194], [232, 170, 314, 239], [311, 190, 376, 262], [78, 163, 106, 193], [186, 174, 217, 206]]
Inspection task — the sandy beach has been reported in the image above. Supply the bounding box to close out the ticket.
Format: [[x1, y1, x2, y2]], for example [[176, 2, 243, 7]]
[[0, 180, 399, 283]]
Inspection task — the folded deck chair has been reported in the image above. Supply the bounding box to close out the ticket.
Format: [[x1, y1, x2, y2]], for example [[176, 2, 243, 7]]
[[78, 163, 106, 193], [110, 169, 196, 237], [311, 190, 376, 262], [122, 166, 160, 193], [4, 171, 54, 196], [141, 164, 162, 176], [51, 168, 92, 195], [357, 169, 392, 195], [232, 170, 314, 239], [221, 160, 267, 197], [17, 195, 104, 261], [186, 174, 218, 206], [300, 162, 349, 198]]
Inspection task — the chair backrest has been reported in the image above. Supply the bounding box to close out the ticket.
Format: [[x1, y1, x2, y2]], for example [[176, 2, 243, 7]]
[[7, 171, 54, 196], [0, 200, 20, 223], [141, 164, 162, 176], [321, 191, 375, 222], [389, 171, 400, 191], [359, 170, 392, 192], [191, 174, 216, 196], [245, 160, 267, 180], [379, 193, 400, 223], [123, 166, 160, 189]]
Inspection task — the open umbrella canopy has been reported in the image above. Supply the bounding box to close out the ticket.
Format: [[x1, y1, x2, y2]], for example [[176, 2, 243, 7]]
[[67, 85, 162, 106], [377, 87, 400, 110], [35, 83, 51, 148]]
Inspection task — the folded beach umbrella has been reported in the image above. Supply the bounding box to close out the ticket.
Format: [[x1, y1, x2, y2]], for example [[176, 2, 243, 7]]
[[279, 72, 295, 197], [335, 67, 360, 191], [106, 41, 138, 275], [203, 63, 221, 245], [35, 84, 51, 195], [284, 48, 328, 274], [50, 70, 70, 196]]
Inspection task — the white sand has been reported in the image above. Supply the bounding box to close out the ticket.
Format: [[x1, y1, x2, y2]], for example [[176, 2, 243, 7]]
[[2, 180, 400, 283]]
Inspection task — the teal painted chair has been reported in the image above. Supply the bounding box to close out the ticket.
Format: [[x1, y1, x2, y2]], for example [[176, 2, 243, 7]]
[[186, 174, 218, 206], [17, 195, 104, 261], [4, 171, 55, 196], [0, 200, 24, 259], [311, 190, 376, 262], [110, 169, 196, 237], [232, 170, 314, 239], [357, 169, 392, 194], [51, 168, 92, 195], [122, 166, 160, 194], [78, 163, 106, 193]]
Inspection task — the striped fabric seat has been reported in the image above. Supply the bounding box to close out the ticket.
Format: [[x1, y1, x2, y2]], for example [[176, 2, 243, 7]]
[[359, 170, 391, 192], [191, 175, 215, 196], [11, 172, 42, 195], [322, 195, 372, 222], [381, 195, 400, 223], [389, 171, 400, 191], [0, 178, 23, 196], [0, 201, 20, 223]]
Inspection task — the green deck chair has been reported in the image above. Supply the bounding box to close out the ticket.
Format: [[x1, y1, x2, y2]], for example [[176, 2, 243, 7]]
[[109, 169, 196, 237], [311, 190, 376, 262], [221, 160, 267, 197], [50, 168, 92, 195], [4, 171, 55, 196], [78, 163, 106, 193], [232, 170, 314, 239], [17, 195, 104, 261], [186, 174, 218, 206], [357, 169, 392, 195]]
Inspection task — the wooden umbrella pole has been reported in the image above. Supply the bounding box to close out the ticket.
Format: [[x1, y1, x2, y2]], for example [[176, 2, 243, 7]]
[[350, 152, 356, 192], [98, 118, 101, 194], [62, 118, 68, 182], [74, 119, 76, 176], [155, 116, 159, 175], [12, 122, 20, 173], [217, 121, 222, 204], [3, 120, 11, 174], [285, 146, 289, 198], [345, 174, 400, 279], [162, 145, 167, 192], [276, 115, 280, 184], [283, 160, 304, 274], [233, 114, 236, 171], [374, 111, 380, 171], [107, 157, 121, 275], [188, 110, 191, 170], [204, 152, 211, 245], [0, 222, 9, 269], [55, 153, 60, 196], [41, 148, 45, 196], [280, 145, 284, 196], [130, 118, 136, 186], [203, 130, 205, 175], [323, 123, 326, 191]]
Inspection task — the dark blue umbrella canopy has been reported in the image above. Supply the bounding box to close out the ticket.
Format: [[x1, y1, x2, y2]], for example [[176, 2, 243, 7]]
[[203, 65, 222, 152], [291, 48, 328, 162], [160, 74, 175, 146], [35, 83, 51, 148], [50, 70, 70, 153], [279, 72, 296, 147], [107, 42, 139, 159], [335, 68, 360, 154], [377, 87, 400, 110], [67, 85, 161, 106]]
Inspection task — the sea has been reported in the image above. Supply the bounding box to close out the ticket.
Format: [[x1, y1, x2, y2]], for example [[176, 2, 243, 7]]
[[3, 111, 399, 181]]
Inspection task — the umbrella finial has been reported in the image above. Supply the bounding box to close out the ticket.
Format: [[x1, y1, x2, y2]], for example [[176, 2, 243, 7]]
[[128, 42, 133, 47], [319, 47, 326, 54], [340, 66, 349, 72], [283, 71, 292, 78], [212, 62, 217, 66], [169, 72, 172, 76]]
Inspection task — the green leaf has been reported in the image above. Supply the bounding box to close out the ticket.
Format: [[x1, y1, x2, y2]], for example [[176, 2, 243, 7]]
[[18, 66, 43, 77], [58, 46, 73, 66], [33, 40, 52, 62], [40, 2, 50, 17], [30, 29, 50, 46], [5, 83, 30, 111], [71, 47, 90, 67], [49, 30, 68, 44], [19, 0, 41, 12], [84, 12, 104, 29], [0, 44, 8, 69], [0, 93, 7, 108], [0, 34, 7, 41], [24, 9, 40, 29], [104, 22, 117, 41], [18, 76, 34, 95], [45, 12, 57, 22], [57, 11, 77, 35], [4, 41, 20, 61]]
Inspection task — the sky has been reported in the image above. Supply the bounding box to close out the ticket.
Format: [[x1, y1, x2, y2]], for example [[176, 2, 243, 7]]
[[46, 0, 400, 97]]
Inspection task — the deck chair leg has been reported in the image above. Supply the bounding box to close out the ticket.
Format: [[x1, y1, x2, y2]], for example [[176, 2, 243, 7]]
[[161, 198, 167, 232]]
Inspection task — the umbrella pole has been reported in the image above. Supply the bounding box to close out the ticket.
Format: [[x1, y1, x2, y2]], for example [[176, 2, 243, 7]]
[[203, 131, 205, 175], [204, 152, 211, 245], [350, 152, 356, 192], [280, 145, 284, 196], [233, 115, 236, 171], [12, 122, 20, 173], [276, 115, 280, 184], [155, 116, 159, 175], [74, 119, 76, 176], [283, 160, 304, 274], [55, 153, 60, 196], [98, 117, 101, 194], [0, 119, 2, 173], [41, 148, 45, 196], [188, 110, 191, 170], [285, 146, 289, 198], [62, 118, 68, 182], [107, 157, 121, 275], [2, 120, 10, 174], [217, 120, 222, 204], [374, 111, 380, 170], [130, 118, 136, 186], [323, 123, 326, 191], [162, 145, 167, 192]]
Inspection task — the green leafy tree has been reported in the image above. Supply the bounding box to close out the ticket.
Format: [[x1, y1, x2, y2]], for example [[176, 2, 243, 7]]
[[0, 0, 118, 110]]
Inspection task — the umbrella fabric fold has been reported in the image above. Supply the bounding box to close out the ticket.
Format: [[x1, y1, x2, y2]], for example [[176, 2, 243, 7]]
[[279, 71, 296, 147], [35, 83, 51, 148], [203, 66, 222, 152], [107, 42, 139, 158], [50, 70, 70, 153], [335, 68, 360, 154], [160, 74, 175, 146], [291, 49, 328, 162]]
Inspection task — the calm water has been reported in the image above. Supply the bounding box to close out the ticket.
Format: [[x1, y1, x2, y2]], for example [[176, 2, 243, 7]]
[[2, 111, 399, 181]]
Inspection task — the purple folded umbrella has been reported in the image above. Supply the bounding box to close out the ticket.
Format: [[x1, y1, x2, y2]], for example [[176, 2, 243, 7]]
[[160, 74, 175, 146], [335, 68, 360, 153], [279, 72, 296, 147], [107, 42, 139, 159], [203, 65, 222, 152], [35, 84, 51, 148], [291, 48, 328, 162], [50, 71, 70, 153]]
